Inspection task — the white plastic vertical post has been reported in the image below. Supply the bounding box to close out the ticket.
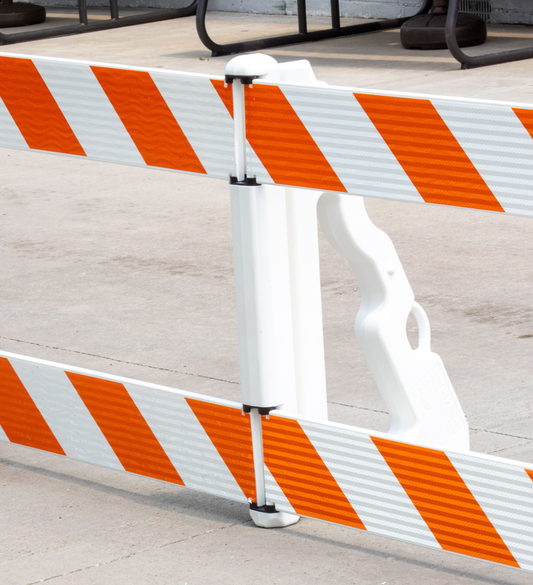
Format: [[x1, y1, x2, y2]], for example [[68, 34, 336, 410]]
[[226, 55, 328, 417], [226, 54, 331, 528], [271, 60, 328, 420], [230, 181, 298, 411], [286, 188, 328, 420]]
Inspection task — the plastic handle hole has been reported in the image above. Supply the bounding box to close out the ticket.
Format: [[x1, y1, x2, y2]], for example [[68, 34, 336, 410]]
[[410, 301, 431, 353]]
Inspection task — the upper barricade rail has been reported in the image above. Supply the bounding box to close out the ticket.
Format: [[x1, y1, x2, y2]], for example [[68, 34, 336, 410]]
[[0, 52, 222, 78], [2, 51, 533, 218], [0, 52, 236, 180], [244, 78, 533, 218]]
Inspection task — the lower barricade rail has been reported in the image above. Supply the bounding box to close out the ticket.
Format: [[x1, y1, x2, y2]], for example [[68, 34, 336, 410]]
[[262, 410, 533, 572], [2, 350, 533, 573], [0, 350, 256, 505]]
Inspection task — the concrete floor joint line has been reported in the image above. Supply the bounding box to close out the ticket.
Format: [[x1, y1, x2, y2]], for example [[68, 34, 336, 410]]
[[24, 520, 253, 585], [488, 440, 533, 454], [0, 336, 239, 385]]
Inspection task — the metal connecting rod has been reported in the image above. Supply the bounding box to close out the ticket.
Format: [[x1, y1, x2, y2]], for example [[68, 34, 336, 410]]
[[250, 409, 266, 508], [318, 192, 469, 450], [248, 408, 299, 528], [232, 80, 246, 183]]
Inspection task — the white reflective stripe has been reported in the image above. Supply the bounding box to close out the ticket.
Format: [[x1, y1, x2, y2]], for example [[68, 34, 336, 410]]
[[151, 73, 235, 180], [264, 467, 298, 515], [9, 358, 123, 470], [0, 424, 9, 442], [246, 141, 274, 184], [33, 60, 146, 166], [448, 452, 533, 568], [434, 100, 533, 217], [125, 384, 247, 503], [281, 86, 423, 203], [298, 421, 440, 548], [0, 96, 29, 151]]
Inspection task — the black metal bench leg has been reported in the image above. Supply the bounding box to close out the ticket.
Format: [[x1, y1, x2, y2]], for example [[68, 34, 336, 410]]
[[78, 0, 88, 25], [298, 0, 307, 34], [196, 0, 432, 57], [330, 0, 340, 30], [110, 0, 119, 21], [445, 0, 533, 68]]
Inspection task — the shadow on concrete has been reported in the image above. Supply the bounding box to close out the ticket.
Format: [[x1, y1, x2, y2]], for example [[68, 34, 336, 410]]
[[0, 454, 251, 525], [283, 525, 524, 585]]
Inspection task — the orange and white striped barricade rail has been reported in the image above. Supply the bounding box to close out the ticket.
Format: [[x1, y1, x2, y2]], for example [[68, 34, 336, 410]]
[[1, 51, 533, 573], [0, 350, 256, 505], [2, 52, 532, 215], [0, 52, 239, 180], [260, 408, 533, 572], [242, 66, 533, 218]]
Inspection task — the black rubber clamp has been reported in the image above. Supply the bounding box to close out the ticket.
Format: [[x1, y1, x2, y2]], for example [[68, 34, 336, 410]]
[[225, 74, 259, 85], [242, 405, 276, 415], [229, 175, 260, 186], [249, 502, 278, 513]]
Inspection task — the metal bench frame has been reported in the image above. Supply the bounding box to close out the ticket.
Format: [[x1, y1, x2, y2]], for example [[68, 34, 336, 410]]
[[196, 0, 432, 56], [0, 0, 197, 46], [446, 0, 533, 68], [197, 0, 533, 68]]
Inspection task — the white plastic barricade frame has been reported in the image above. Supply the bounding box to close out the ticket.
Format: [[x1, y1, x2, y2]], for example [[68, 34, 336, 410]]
[[1, 51, 533, 574]]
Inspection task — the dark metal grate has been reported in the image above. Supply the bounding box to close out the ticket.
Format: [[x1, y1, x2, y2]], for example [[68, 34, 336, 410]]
[[458, 0, 491, 22]]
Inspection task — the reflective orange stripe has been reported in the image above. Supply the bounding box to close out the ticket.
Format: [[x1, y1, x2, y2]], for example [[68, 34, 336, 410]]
[[0, 57, 85, 156], [355, 94, 504, 212], [211, 80, 233, 118], [262, 416, 365, 529], [245, 84, 347, 192], [526, 469, 533, 482], [513, 107, 533, 140], [0, 358, 65, 455], [372, 437, 519, 566], [66, 372, 184, 485], [186, 399, 256, 500], [91, 67, 206, 174]]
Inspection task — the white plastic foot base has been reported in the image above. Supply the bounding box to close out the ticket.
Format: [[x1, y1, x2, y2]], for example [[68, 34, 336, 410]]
[[249, 509, 300, 528]]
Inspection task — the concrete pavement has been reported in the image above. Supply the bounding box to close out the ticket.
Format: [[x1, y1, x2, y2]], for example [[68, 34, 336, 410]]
[[1, 13, 533, 584]]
